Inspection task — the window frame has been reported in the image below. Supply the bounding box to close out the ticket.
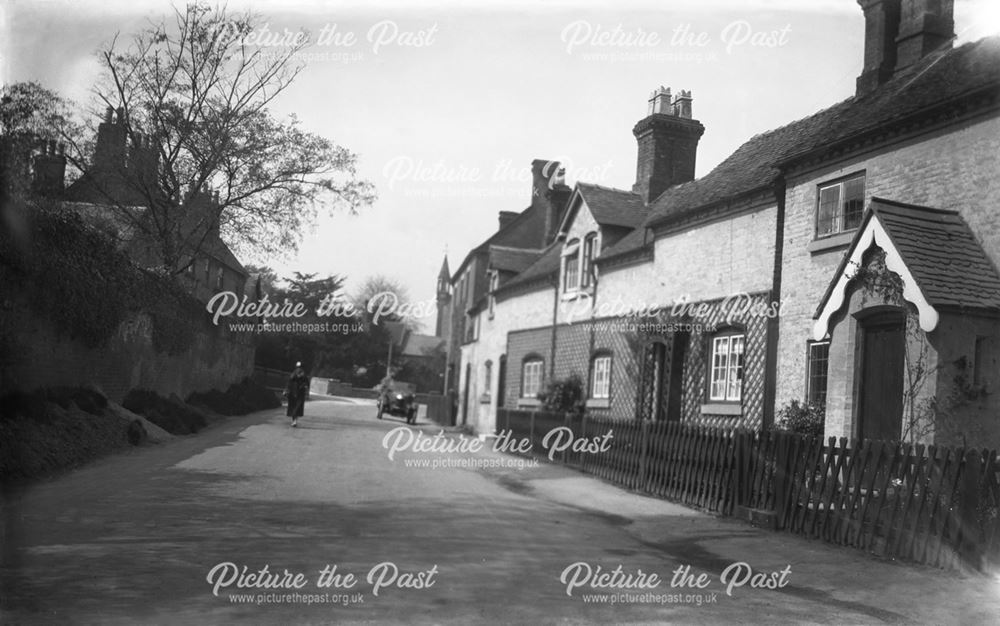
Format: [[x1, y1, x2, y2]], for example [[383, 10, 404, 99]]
[[590, 353, 612, 400], [805, 340, 830, 405], [483, 359, 493, 403], [708, 331, 745, 403], [562, 238, 580, 293], [581, 232, 598, 288], [521, 357, 544, 399], [815, 172, 866, 239]]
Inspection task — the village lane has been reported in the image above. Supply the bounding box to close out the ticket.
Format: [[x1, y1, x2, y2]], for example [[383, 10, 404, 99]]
[[2, 399, 998, 625]]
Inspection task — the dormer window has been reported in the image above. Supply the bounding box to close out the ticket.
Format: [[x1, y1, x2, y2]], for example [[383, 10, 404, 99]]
[[561, 232, 599, 294]]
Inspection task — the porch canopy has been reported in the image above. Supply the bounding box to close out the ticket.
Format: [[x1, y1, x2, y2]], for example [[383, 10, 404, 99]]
[[813, 198, 1000, 341]]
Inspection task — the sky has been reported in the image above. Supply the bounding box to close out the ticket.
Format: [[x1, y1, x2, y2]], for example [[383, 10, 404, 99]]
[[3, 0, 998, 332]]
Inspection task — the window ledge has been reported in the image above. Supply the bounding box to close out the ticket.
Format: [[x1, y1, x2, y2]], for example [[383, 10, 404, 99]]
[[479, 393, 491, 404], [518, 397, 541, 408], [700, 403, 742, 416], [560, 288, 595, 302], [586, 397, 610, 409], [808, 231, 854, 255]]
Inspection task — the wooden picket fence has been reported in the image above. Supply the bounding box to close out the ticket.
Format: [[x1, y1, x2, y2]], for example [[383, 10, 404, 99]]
[[495, 409, 1000, 572]]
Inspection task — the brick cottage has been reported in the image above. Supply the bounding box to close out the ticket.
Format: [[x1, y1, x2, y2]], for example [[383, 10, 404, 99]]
[[440, 0, 1000, 448]]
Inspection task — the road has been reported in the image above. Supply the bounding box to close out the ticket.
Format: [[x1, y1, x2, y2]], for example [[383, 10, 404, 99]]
[[2, 399, 998, 625]]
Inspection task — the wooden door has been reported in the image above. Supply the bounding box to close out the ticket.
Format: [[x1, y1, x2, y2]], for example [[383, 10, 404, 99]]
[[858, 314, 905, 442]]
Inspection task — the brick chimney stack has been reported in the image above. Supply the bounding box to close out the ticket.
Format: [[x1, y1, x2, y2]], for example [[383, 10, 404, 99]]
[[856, 0, 954, 95], [498, 210, 519, 231], [856, 0, 901, 94], [895, 0, 954, 71], [531, 159, 571, 245], [632, 86, 704, 204], [94, 106, 127, 173], [32, 139, 66, 196]]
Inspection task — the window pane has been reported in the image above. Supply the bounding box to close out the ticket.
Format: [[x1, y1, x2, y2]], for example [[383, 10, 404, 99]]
[[523, 361, 542, 397], [807, 341, 830, 404], [582, 235, 597, 288], [842, 176, 865, 231], [592, 356, 611, 398], [564, 253, 579, 291], [817, 185, 840, 236], [710, 337, 730, 401], [727, 336, 744, 401]]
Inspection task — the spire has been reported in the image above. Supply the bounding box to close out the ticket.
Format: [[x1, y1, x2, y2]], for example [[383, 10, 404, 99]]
[[437, 254, 451, 282]]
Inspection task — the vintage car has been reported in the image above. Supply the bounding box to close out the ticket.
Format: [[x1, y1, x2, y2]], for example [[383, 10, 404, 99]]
[[376, 380, 417, 424]]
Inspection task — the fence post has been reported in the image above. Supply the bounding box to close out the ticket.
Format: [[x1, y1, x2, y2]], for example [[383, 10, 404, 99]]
[[730, 430, 747, 509], [958, 449, 983, 570], [774, 432, 789, 530], [638, 420, 650, 492], [529, 410, 536, 458]]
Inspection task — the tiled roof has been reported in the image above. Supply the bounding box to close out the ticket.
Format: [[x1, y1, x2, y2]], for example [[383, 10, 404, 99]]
[[645, 36, 1000, 230], [597, 226, 651, 262], [813, 198, 1000, 330], [204, 237, 246, 274], [871, 199, 1000, 310], [451, 200, 550, 281], [489, 245, 543, 274], [494, 242, 562, 295], [63, 201, 246, 274], [576, 183, 648, 229]]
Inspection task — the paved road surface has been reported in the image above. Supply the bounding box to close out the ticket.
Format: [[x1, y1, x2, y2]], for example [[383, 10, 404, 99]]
[[2, 400, 998, 624]]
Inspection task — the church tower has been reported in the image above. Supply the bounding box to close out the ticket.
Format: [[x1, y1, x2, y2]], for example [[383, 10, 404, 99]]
[[435, 254, 451, 338]]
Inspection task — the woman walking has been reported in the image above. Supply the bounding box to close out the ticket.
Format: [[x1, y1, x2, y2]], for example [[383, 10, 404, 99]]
[[286, 362, 308, 427]]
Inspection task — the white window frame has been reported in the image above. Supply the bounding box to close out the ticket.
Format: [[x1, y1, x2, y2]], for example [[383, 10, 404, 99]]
[[581, 233, 598, 288], [816, 173, 865, 238], [591, 354, 612, 399], [522, 359, 543, 398], [709, 333, 745, 402], [562, 239, 580, 293]]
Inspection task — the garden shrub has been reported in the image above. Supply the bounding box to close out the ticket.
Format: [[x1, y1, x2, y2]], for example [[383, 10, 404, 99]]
[[776, 399, 826, 438], [537, 373, 586, 416]]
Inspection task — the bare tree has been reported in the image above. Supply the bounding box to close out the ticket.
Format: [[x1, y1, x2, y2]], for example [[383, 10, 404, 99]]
[[62, 2, 375, 272], [353, 275, 421, 331]]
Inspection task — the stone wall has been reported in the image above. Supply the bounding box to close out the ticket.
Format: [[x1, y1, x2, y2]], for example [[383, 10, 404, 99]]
[[0, 296, 254, 403]]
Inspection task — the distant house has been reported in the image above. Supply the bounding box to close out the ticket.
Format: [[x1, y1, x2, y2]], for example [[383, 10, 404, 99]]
[[449, 0, 1000, 449], [29, 106, 247, 302], [439, 160, 571, 426]]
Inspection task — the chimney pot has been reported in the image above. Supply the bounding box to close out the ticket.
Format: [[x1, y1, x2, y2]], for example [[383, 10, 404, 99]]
[[673, 90, 693, 119], [116, 107, 125, 125], [104, 107, 113, 124], [648, 86, 673, 115]]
